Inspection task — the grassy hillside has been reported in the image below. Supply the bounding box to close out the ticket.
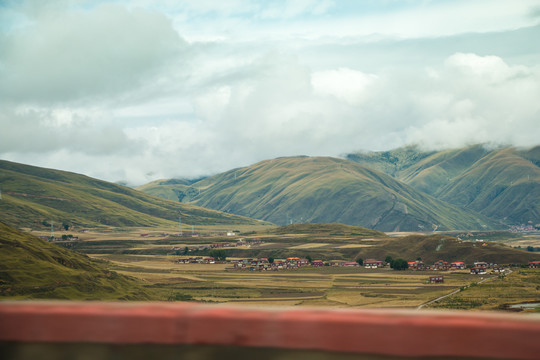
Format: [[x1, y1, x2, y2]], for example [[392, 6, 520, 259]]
[[354, 234, 540, 265], [435, 147, 540, 225], [136, 178, 200, 202], [347, 145, 540, 227], [0, 221, 150, 300], [140, 156, 498, 232], [397, 145, 490, 195], [0, 160, 264, 229], [346, 145, 435, 176], [265, 223, 386, 237]]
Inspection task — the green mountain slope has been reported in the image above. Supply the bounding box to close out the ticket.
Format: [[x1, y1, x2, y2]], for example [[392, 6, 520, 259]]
[[347, 145, 540, 226], [346, 145, 435, 177], [0, 160, 262, 229], [136, 179, 198, 202], [435, 147, 540, 224], [397, 145, 491, 195], [140, 156, 497, 232], [0, 221, 149, 300]]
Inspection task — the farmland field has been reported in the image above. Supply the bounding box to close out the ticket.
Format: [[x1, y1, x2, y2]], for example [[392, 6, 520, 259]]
[[27, 223, 539, 310]]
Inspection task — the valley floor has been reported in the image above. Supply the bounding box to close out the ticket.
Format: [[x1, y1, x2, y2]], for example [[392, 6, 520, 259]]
[[18, 225, 540, 311]]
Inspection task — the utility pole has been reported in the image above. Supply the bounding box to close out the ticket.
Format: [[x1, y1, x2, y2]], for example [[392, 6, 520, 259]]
[[50, 221, 54, 240], [178, 216, 183, 236]]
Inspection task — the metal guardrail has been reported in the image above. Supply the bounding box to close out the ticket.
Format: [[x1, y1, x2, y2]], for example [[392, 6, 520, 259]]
[[1, 301, 540, 359]]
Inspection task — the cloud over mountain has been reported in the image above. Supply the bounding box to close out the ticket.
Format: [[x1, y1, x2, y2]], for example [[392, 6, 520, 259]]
[[1, 1, 539, 184]]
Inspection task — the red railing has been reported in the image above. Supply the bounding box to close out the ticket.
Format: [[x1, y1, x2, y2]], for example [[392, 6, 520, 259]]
[[1, 301, 540, 359]]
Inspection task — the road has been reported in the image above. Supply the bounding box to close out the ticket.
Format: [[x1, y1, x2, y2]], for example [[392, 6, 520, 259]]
[[416, 269, 512, 310]]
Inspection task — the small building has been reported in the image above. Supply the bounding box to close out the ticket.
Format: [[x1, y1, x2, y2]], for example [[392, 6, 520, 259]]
[[344, 262, 359, 267], [408, 261, 429, 270], [329, 260, 346, 267], [298, 259, 310, 266], [450, 262, 466, 270], [364, 259, 384, 269], [429, 276, 444, 284], [311, 260, 324, 267], [470, 266, 487, 275], [433, 260, 449, 271], [474, 261, 488, 269], [491, 266, 505, 273], [529, 261, 540, 268]]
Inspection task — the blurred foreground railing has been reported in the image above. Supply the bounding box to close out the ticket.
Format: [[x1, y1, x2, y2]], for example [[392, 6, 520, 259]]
[[1, 301, 540, 359]]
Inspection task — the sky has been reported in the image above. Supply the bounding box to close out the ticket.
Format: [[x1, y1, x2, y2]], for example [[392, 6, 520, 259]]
[[1, 0, 540, 185]]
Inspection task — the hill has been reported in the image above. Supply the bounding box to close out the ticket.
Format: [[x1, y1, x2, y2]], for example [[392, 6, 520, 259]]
[[139, 156, 498, 232], [0, 160, 263, 229], [435, 147, 540, 225], [346, 145, 436, 177], [353, 234, 540, 265], [0, 221, 149, 300], [347, 145, 540, 226], [136, 178, 201, 202]]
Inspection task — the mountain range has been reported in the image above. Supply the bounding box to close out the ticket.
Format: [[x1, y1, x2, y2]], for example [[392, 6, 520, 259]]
[[0, 160, 262, 229], [138, 145, 540, 232], [2, 144, 539, 233], [138, 155, 498, 232], [348, 145, 540, 226]]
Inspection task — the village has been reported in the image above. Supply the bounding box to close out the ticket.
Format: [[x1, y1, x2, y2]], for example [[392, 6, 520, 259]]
[[175, 253, 540, 274]]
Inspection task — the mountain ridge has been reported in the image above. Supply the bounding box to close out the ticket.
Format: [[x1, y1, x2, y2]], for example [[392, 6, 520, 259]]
[[139, 156, 499, 232], [348, 145, 540, 226], [0, 159, 264, 229]]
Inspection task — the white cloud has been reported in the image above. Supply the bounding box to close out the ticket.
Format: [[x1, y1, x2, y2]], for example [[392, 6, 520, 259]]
[[311, 68, 377, 105], [1, 1, 540, 184], [0, 3, 185, 103]]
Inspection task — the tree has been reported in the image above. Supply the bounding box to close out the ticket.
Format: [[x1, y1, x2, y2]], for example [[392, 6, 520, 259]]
[[306, 255, 313, 263], [183, 246, 189, 255], [268, 256, 275, 264], [385, 255, 393, 264], [390, 258, 408, 270], [356, 258, 363, 266], [208, 249, 227, 261], [416, 256, 422, 261], [527, 246, 535, 252]]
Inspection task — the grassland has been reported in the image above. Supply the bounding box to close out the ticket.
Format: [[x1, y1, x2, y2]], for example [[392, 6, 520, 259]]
[[27, 222, 537, 309], [4, 221, 539, 309], [427, 269, 540, 312], [93, 252, 479, 308], [0, 222, 150, 300]]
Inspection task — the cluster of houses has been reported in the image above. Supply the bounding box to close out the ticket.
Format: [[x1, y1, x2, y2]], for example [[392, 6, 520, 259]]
[[176, 256, 221, 264], [407, 260, 506, 274], [173, 253, 540, 274], [233, 257, 362, 271], [407, 260, 466, 271]]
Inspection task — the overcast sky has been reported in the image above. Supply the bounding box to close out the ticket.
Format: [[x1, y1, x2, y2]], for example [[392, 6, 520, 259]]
[[1, 0, 540, 185]]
